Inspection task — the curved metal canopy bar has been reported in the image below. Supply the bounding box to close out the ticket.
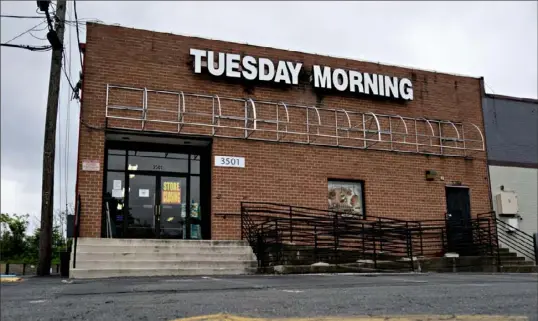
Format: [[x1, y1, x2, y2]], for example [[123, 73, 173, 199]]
[[308, 105, 322, 135], [340, 109, 352, 129], [418, 117, 436, 137], [309, 106, 322, 126], [178, 92, 185, 121], [440, 120, 461, 140], [278, 102, 290, 126], [465, 122, 485, 150], [365, 112, 382, 141], [394, 115, 409, 136], [213, 95, 222, 122], [247, 98, 257, 130]]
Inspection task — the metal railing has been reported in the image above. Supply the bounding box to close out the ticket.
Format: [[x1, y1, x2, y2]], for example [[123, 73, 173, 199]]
[[481, 212, 537, 264], [240, 202, 498, 272], [72, 194, 81, 269], [104, 84, 486, 158], [241, 202, 415, 271]]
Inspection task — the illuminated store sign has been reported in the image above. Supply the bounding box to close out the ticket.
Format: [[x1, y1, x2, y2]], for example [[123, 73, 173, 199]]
[[190, 48, 414, 101]]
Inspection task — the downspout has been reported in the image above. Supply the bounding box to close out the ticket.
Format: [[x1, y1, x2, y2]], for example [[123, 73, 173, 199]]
[[480, 77, 501, 272], [479, 77, 494, 213]]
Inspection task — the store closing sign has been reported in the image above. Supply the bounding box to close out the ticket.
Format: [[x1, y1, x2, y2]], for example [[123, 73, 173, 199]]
[[190, 49, 414, 101], [162, 182, 181, 204]]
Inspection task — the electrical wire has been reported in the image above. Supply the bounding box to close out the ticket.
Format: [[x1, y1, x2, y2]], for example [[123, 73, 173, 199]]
[[1, 43, 52, 51], [61, 52, 78, 98], [0, 14, 44, 19], [65, 0, 73, 219], [29, 31, 48, 41], [73, 0, 83, 69], [56, 0, 64, 215], [4, 20, 47, 44], [57, 63, 63, 220]]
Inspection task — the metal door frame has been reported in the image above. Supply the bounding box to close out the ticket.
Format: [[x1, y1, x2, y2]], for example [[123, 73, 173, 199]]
[[124, 172, 190, 239], [155, 173, 191, 239], [445, 186, 473, 255]]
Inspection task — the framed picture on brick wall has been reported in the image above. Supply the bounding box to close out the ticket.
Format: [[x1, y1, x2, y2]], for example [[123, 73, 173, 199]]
[[328, 179, 365, 218]]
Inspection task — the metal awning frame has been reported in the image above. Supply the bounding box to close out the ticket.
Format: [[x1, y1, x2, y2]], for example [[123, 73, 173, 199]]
[[104, 84, 485, 157]]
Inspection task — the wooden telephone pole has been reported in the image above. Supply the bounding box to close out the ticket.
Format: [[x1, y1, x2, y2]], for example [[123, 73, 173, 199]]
[[37, 0, 67, 276]]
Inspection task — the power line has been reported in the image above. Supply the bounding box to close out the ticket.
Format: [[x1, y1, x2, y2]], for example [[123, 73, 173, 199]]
[[4, 20, 47, 44], [1, 14, 44, 19], [29, 31, 48, 41], [1, 14, 100, 24], [61, 51, 79, 99], [65, 0, 73, 219], [73, 0, 83, 69], [1, 43, 52, 51]]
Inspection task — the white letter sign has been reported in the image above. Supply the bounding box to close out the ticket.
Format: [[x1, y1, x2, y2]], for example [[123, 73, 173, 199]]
[[190, 48, 414, 101]]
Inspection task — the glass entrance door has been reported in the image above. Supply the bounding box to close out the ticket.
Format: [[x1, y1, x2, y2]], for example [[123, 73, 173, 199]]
[[159, 176, 187, 239], [127, 174, 157, 238], [126, 174, 201, 239], [106, 144, 209, 239]]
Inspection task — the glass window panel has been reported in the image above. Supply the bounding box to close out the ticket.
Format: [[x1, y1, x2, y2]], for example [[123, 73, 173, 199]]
[[104, 171, 126, 237], [160, 176, 186, 239], [127, 174, 157, 238], [109, 149, 126, 155], [127, 151, 188, 172], [189, 176, 201, 239], [107, 149, 126, 170], [190, 154, 200, 174]]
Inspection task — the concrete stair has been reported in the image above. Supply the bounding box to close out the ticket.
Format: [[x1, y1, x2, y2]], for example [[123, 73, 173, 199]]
[[70, 238, 258, 279], [498, 247, 537, 273]]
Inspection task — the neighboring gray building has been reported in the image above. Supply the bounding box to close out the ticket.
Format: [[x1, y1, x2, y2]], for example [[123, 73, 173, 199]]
[[482, 94, 538, 242]]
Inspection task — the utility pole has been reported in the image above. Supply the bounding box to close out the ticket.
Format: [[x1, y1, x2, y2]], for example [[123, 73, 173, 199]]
[[37, 0, 67, 276]]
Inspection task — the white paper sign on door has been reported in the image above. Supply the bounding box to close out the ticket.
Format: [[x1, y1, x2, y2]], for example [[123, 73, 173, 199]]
[[112, 189, 123, 198], [113, 180, 122, 190], [139, 189, 150, 197]]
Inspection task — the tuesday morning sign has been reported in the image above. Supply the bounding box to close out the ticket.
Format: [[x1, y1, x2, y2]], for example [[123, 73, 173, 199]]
[[190, 48, 414, 101]]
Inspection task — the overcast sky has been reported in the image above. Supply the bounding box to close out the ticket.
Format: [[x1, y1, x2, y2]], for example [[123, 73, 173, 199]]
[[1, 1, 537, 232]]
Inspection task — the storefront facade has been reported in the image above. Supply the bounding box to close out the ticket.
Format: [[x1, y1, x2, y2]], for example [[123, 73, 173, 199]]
[[75, 23, 491, 241]]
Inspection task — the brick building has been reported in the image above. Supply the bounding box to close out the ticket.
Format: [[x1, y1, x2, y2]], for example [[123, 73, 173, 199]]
[[75, 23, 491, 241]]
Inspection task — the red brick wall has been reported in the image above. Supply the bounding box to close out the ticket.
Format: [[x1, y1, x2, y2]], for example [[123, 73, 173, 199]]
[[76, 23, 490, 239]]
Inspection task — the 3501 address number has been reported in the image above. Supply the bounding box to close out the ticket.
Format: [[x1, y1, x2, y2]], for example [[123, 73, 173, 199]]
[[214, 156, 245, 168]]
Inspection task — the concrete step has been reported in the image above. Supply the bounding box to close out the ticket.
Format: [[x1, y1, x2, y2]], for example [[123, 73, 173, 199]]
[[497, 252, 518, 258], [70, 238, 258, 279], [499, 259, 536, 266], [500, 254, 525, 261], [75, 245, 254, 255], [70, 267, 257, 279], [500, 265, 538, 273], [76, 238, 248, 247], [75, 252, 256, 261], [75, 260, 257, 270]]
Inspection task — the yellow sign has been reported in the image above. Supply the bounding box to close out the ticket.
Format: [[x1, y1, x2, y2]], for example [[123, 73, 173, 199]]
[[170, 314, 528, 321], [162, 181, 181, 204]]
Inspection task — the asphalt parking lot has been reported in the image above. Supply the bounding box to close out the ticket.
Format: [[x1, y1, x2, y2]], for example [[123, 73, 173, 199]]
[[1, 273, 537, 321]]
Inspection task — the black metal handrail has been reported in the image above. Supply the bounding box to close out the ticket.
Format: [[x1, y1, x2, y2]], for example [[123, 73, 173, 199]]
[[477, 211, 536, 264], [495, 217, 536, 263], [72, 194, 82, 269], [241, 202, 498, 272]]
